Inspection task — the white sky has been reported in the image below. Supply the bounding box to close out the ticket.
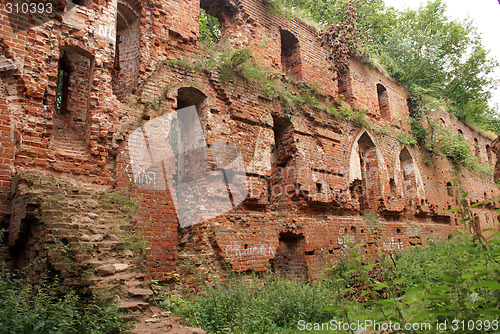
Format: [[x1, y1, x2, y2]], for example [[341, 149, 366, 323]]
[[382, 0, 500, 110]]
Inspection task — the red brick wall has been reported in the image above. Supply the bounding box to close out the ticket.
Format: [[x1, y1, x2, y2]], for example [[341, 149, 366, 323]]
[[347, 59, 410, 126], [113, 22, 141, 100]]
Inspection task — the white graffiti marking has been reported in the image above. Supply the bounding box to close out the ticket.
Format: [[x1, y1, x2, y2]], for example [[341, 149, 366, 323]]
[[96, 25, 114, 40], [224, 242, 275, 261], [383, 236, 403, 251], [337, 228, 354, 246]]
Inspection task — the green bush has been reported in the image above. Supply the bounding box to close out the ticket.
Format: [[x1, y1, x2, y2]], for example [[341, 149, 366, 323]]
[[219, 49, 267, 85], [0, 266, 128, 334], [171, 274, 340, 334], [439, 133, 476, 166], [411, 119, 427, 144]]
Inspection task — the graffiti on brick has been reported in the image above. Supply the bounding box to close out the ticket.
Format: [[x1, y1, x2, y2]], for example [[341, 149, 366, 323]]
[[128, 106, 248, 228], [224, 242, 275, 261], [383, 236, 403, 251], [132, 168, 157, 187], [96, 25, 115, 40]]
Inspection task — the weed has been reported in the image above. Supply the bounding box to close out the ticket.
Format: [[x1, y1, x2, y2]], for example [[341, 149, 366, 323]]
[[102, 189, 139, 214], [0, 264, 129, 334]]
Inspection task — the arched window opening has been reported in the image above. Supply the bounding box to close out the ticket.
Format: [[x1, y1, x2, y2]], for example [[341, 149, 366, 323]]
[[199, 0, 236, 45], [486, 144, 492, 163], [198, 9, 221, 44], [280, 30, 302, 80], [176, 87, 207, 112], [400, 147, 417, 209], [270, 116, 295, 202], [53, 47, 93, 153], [175, 87, 208, 146], [176, 87, 208, 139], [389, 178, 396, 197], [112, 0, 141, 100], [272, 116, 294, 168], [353, 132, 381, 211], [474, 138, 479, 157], [377, 83, 389, 120]]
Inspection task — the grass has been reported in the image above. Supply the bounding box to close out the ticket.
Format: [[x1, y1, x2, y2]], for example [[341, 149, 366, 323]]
[[0, 265, 129, 334], [170, 273, 340, 334]]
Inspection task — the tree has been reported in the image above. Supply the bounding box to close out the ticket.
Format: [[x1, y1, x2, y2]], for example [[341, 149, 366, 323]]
[[198, 9, 221, 45]]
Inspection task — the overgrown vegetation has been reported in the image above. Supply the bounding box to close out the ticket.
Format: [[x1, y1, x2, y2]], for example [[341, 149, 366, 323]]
[[0, 264, 128, 334], [171, 275, 338, 333], [267, 0, 500, 133], [199, 0, 500, 132], [171, 194, 499, 333]]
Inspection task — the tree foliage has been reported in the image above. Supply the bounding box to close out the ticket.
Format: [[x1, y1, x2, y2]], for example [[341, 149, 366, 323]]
[[198, 9, 221, 45]]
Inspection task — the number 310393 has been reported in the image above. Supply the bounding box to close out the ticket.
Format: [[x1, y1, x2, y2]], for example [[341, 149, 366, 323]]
[[5, 2, 53, 14]]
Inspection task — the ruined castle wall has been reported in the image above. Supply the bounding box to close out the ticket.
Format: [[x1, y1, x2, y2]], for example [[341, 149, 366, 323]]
[[346, 59, 410, 124], [217, 0, 338, 97]]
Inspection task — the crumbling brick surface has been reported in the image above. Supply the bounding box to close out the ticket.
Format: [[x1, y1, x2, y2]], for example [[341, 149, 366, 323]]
[[6, 171, 156, 311], [0, 0, 499, 284]]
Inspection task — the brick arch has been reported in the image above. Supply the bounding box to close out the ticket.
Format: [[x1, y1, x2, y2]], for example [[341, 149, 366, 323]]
[[112, 0, 142, 100], [200, 0, 238, 27], [348, 131, 389, 211], [280, 29, 302, 80], [117, 0, 142, 18], [377, 83, 390, 120], [394, 146, 427, 211], [165, 82, 219, 113], [399, 147, 417, 209]]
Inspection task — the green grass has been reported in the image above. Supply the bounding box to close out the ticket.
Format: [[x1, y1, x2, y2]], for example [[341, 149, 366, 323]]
[[171, 274, 341, 334], [0, 265, 129, 334]]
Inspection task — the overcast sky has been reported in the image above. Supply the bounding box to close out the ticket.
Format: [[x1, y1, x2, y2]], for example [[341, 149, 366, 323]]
[[382, 0, 500, 109]]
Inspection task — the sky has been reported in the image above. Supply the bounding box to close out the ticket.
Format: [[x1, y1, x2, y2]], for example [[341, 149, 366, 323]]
[[382, 0, 500, 109]]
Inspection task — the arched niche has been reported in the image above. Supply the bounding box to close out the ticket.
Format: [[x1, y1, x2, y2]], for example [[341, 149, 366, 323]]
[[280, 30, 302, 80], [399, 147, 417, 209], [112, 0, 141, 100], [377, 83, 390, 120], [200, 0, 237, 42], [348, 131, 384, 211]]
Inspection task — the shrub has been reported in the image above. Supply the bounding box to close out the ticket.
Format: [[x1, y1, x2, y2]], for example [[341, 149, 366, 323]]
[[171, 274, 340, 333], [411, 119, 427, 144], [219, 49, 267, 85], [0, 266, 128, 334], [439, 133, 476, 166]]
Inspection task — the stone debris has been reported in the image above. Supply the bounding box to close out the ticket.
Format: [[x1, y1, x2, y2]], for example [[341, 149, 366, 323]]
[[95, 264, 116, 276]]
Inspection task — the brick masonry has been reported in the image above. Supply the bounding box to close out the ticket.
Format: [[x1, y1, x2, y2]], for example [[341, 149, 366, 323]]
[[0, 0, 499, 282]]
